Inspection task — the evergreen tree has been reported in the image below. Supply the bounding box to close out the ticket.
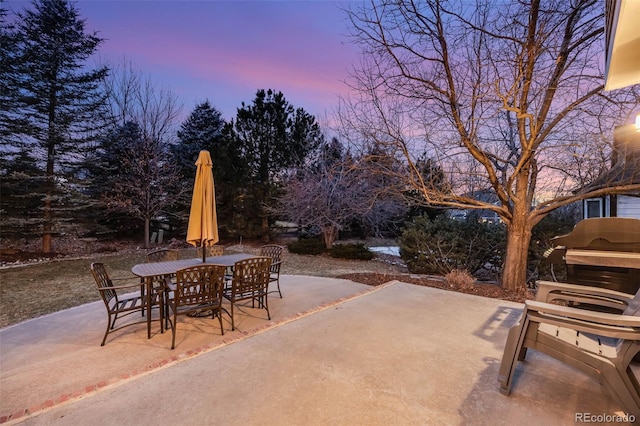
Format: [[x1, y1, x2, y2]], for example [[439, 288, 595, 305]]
[[0, 6, 24, 145], [173, 101, 225, 179], [172, 101, 246, 237], [225, 89, 323, 240], [7, 0, 109, 252]]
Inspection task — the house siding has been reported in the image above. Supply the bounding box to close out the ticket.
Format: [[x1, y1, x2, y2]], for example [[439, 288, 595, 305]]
[[618, 194, 640, 219]]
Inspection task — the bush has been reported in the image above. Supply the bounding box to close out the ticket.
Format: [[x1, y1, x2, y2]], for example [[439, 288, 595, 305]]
[[287, 238, 326, 255], [445, 269, 476, 288], [528, 205, 580, 282], [329, 243, 375, 260], [398, 214, 506, 276]]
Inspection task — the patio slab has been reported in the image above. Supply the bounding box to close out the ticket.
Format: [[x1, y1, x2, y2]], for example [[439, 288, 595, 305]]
[[0, 277, 629, 425]]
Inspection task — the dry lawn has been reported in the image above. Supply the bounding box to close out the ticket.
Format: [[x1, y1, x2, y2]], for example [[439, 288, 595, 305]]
[[0, 238, 531, 329], [0, 243, 407, 328]]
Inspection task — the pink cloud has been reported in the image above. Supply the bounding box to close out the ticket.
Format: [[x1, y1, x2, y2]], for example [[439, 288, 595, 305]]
[[81, 1, 359, 118]]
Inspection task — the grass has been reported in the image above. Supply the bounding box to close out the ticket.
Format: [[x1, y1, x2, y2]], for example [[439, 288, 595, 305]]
[[0, 243, 407, 329], [0, 252, 146, 328]]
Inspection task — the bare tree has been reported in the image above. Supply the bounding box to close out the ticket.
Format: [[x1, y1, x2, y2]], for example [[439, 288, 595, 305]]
[[99, 121, 184, 248], [340, 0, 639, 291], [103, 60, 182, 144], [276, 138, 406, 247]]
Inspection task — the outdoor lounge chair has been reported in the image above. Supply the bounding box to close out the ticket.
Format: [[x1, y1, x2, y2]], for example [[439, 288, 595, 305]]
[[224, 257, 272, 331], [260, 244, 284, 298], [165, 264, 227, 349], [91, 262, 162, 346], [498, 280, 640, 418]]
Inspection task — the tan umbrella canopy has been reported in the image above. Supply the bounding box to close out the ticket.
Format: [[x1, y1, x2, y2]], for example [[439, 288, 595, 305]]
[[186, 150, 219, 262]]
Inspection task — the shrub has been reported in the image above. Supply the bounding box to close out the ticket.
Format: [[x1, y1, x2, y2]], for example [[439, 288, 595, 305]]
[[287, 238, 326, 255], [398, 214, 506, 276], [445, 269, 476, 288], [528, 204, 580, 282], [329, 243, 375, 260]]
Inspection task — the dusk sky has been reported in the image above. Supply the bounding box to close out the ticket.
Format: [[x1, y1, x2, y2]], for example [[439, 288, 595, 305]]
[[70, 0, 361, 122]]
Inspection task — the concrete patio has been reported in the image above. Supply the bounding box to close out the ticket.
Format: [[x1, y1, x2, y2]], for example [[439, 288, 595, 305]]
[[0, 276, 628, 425]]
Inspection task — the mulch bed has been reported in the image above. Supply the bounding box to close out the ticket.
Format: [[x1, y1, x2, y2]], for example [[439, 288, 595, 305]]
[[337, 273, 533, 303]]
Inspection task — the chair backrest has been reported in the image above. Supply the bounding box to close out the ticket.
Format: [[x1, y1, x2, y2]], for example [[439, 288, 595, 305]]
[[146, 248, 180, 263], [174, 264, 226, 308], [91, 262, 117, 305], [196, 245, 224, 258], [231, 257, 272, 295], [623, 288, 640, 316], [259, 245, 283, 262]]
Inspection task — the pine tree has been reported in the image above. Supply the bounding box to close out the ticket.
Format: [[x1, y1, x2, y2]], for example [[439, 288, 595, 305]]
[[8, 0, 109, 252], [173, 101, 226, 179], [0, 7, 24, 145], [172, 101, 240, 235], [225, 89, 323, 240]]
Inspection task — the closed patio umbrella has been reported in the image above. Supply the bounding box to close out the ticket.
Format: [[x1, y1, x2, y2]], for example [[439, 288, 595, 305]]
[[186, 150, 219, 262]]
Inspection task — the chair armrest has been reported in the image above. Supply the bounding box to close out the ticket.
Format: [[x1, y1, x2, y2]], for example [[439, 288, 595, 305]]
[[111, 276, 142, 283], [97, 282, 144, 292], [524, 300, 640, 340], [535, 280, 633, 312]]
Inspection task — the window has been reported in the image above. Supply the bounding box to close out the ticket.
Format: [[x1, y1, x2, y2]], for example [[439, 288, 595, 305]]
[[584, 198, 603, 218]]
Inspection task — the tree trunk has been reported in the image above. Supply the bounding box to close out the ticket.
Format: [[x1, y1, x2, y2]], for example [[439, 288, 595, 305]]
[[42, 196, 52, 253], [144, 217, 150, 249], [322, 226, 338, 249], [261, 215, 270, 243], [501, 214, 533, 291]]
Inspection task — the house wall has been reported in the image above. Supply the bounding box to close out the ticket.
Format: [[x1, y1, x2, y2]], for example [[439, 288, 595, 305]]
[[582, 124, 640, 219], [618, 194, 640, 219]]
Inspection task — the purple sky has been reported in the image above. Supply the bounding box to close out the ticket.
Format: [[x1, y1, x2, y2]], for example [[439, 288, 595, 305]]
[[72, 0, 360, 122]]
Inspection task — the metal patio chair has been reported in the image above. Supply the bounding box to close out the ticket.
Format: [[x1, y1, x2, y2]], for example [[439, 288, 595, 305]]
[[165, 264, 227, 349], [260, 244, 284, 298], [91, 262, 162, 346], [223, 257, 272, 331], [196, 245, 224, 259], [141, 248, 181, 316]]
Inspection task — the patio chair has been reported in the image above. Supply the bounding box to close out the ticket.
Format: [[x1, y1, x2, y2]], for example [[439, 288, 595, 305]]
[[166, 264, 227, 349], [498, 280, 640, 418], [142, 248, 181, 315], [196, 245, 224, 259], [224, 257, 272, 331], [146, 248, 180, 263], [534, 280, 634, 313], [91, 262, 162, 346], [260, 244, 284, 298]]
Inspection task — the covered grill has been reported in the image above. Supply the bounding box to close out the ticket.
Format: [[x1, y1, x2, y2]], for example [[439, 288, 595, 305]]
[[545, 217, 640, 294]]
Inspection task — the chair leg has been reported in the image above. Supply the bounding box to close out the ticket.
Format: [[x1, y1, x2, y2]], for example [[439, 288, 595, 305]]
[[230, 302, 235, 331], [268, 277, 282, 298], [263, 293, 270, 320], [170, 309, 177, 350], [101, 313, 113, 346], [215, 308, 225, 335], [159, 290, 164, 334], [140, 280, 145, 317], [498, 317, 529, 394], [601, 366, 640, 419]]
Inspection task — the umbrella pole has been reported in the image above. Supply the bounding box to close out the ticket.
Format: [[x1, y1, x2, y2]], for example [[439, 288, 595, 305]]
[[202, 244, 206, 263]]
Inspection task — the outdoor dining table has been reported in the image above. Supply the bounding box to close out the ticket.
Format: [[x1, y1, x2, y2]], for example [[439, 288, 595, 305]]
[[131, 252, 258, 338]]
